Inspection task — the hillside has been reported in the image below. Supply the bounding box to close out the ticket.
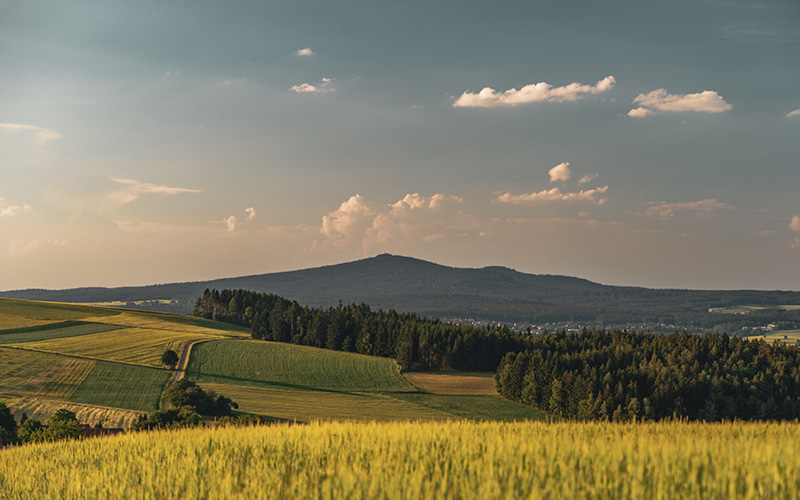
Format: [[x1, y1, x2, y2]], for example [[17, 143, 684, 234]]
[[2, 254, 800, 331], [0, 298, 543, 426]]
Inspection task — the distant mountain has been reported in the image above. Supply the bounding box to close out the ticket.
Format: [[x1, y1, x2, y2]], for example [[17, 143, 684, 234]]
[[3, 253, 800, 332]]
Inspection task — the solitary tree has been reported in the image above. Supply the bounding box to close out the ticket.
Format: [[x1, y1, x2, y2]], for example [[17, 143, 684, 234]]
[[161, 349, 179, 368]]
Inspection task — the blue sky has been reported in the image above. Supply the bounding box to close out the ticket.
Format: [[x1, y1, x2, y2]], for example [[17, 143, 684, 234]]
[[1, 0, 798, 290]]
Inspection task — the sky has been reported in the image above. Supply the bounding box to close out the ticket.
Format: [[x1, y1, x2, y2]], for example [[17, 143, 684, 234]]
[[1, 0, 799, 291]]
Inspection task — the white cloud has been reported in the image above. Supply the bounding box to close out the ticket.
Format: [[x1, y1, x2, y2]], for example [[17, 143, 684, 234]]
[[0, 123, 61, 145], [495, 186, 609, 205], [790, 215, 800, 232], [107, 178, 202, 206], [787, 109, 800, 118], [548, 162, 572, 182], [0, 197, 31, 217], [644, 199, 734, 219], [245, 207, 256, 220], [629, 89, 732, 116], [453, 76, 615, 108], [297, 47, 314, 56], [290, 77, 335, 94], [224, 215, 237, 232], [320, 194, 375, 246], [627, 107, 654, 118], [578, 173, 598, 185]]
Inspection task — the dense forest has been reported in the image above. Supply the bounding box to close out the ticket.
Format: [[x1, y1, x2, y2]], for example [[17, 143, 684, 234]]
[[192, 288, 529, 371], [195, 289, 800, 421], [496, 330, 800, 421]]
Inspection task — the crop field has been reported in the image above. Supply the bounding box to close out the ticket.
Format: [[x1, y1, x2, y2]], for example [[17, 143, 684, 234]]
[[403, 371, 497, 395], [0, 298, 118, 321], [0, 348, 94, 399], [15, 327, 226, 367], [0, 321, 124, 344], [388, 393, 549, 421], [200, 382, 449, 421], [10, 397, 142, 429], [70, 361, 170, 412], [3, 420, 800, 499], [748, 329, 800, 345], [709, 304, 800, 314], [84, 310, 249, 336], [187, 340, 415, 392], [0, 313, 56, 331]]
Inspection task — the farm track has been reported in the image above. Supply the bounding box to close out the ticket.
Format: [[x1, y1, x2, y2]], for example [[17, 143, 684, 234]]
[[164, 339, 206, 409]]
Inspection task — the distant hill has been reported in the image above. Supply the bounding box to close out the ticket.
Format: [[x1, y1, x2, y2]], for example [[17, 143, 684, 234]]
[[2, 253, 800, 332]]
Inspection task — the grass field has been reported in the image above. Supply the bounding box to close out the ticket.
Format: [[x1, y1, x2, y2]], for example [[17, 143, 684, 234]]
[[0, 348, 95, 399], [70, 361, 170, 412], [403, 371, 497, 395], [188, 340, 415, 392], [748, 329, 800, 345], [0, 298, 119, 321], [3, 420, 800, 499], [709, 304, 800, 314], [200, 382, 449, 421], [388, 393, 549, 421], [0, 322, 124, 344], [0, 314, 56, 331]]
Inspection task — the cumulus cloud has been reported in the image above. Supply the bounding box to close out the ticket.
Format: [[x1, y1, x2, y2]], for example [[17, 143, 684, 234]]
[[629, 89, 732, 116], [224, 215, 236, 232], [316, 193, 465, 252], [290, 77, 335, 94], [495, 186, 609, 205], [320, 194, 375, 246], [453, 76, 615, 108], [245, 207, 256, 220], [790, 215, 800, 232], [0, 197, 31, 217], [0, 123, 61, 145], [644, 199, 734, 219], [107, 178, 202, 206], [578, 173, 598, 185], [787, 109, 800, 118], [297, 47, 314, 56], [548, 162, 572, 182]]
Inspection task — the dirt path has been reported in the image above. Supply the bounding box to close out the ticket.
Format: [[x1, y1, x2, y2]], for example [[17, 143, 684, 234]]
[[164, 340, 204, 409]]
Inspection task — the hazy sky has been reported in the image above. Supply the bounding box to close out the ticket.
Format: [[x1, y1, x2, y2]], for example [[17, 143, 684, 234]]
[[1, 0, 799, 291]]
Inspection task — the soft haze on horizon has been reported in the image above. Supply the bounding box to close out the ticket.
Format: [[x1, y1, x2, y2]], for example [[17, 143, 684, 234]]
[[1, 0, 799, 291]]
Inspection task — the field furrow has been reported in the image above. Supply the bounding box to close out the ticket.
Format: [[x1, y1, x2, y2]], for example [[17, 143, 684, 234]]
[[69, 361, 170, 412], [12, 357, 96, 399]]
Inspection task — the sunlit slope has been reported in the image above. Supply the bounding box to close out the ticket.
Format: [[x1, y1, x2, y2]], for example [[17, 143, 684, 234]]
[[0, 299, 248, 420], [187, 339, 415, 392], [3, 421, 800, 499]]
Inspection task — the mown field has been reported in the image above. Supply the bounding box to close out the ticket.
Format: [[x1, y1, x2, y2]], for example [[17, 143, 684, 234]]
[[2, 420, 800, 499]]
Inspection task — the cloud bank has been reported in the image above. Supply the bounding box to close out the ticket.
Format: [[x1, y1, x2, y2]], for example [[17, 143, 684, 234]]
[[645, 199, 734, 219], [297, 47, 314, 56], [453, 76, 615, 108], [0, 197, 31, 217], [495, 186, 609, 205], [628, 89, 732, 117], [0, 123, 61, 145], [290, 78, 335, 94], [107, 178, 202, 206]]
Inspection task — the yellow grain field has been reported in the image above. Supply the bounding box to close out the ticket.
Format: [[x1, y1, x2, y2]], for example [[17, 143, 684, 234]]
[[14, 328, 224, 367], [10, 397, 143, 429], [2, 420, 800, 499]]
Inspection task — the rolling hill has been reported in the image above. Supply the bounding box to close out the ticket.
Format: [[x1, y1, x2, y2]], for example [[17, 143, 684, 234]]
[[2, 254, 800, 331]]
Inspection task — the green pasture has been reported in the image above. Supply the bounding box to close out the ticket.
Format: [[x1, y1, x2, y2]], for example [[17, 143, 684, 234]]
[[0, 298, 119, 321], [388, 393, 550, 421], [70, 361, 170, 412], [187, 339, 415, 392], [0, 322, 124, 344], [709, 305, 800, 314]]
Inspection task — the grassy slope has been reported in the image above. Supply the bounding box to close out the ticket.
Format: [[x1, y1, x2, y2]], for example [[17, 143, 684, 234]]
[[187, 339, 415, 392], [70, 361, 170, 412], [0, 298, 544, 422]]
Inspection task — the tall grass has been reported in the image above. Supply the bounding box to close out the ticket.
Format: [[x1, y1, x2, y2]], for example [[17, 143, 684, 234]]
[[2, 420, 800, 499]]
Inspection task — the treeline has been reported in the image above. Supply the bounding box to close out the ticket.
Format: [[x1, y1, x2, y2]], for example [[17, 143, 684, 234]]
[[193, 289, 530, 371], [496, 330, 800, 421]]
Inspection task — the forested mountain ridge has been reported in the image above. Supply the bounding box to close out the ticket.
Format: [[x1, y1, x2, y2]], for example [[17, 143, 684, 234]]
[[2, 254, 799, 332]]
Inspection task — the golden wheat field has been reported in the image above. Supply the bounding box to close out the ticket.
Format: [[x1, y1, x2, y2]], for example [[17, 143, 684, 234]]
[[2, 420, 800, 499]]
